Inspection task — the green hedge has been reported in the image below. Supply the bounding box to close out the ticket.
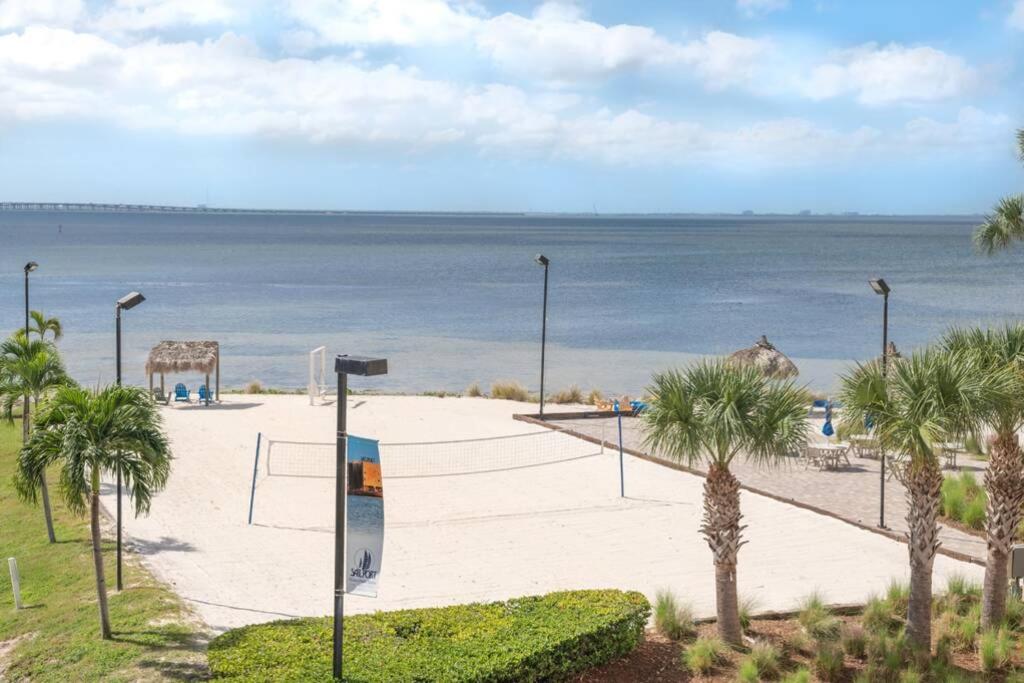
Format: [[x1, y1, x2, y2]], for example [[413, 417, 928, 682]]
[[208, 589, 650, 682]]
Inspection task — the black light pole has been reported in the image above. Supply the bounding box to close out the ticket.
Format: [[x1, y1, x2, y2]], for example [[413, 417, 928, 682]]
[[535, 254, 550, 417], [115, 291, 145, 592], [333, 354, 388, 681], [23, 262, 37, 340], [869, 278, 890, 529]]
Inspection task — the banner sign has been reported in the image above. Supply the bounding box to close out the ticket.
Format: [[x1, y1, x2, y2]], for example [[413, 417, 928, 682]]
[[346, 435, 384, 597]]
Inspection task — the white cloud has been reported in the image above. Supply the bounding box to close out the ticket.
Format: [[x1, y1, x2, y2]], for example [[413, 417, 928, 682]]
[[1010, 0, 1024, 30], [736, 0, 789, 19], [800, 43, 978, 105], [283, 0, 482, 47], [0, 25, 1007, 168], [0, 0, 83, 29], [92, 0, 244, 33]]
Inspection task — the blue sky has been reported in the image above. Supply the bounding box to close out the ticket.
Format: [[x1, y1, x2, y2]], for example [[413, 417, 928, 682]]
[[0, 0, 1021, 213]]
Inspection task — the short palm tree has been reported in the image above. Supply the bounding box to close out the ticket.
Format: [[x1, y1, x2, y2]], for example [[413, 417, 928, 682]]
[[942, 325, 1024, 627], [838, 349, 1007, 654], [643, 362, 809, 645], [14, 385, 172, 639], [29, 310, 63, 342], [974, 127, 1024, 254], [0, 333, 70, 543]]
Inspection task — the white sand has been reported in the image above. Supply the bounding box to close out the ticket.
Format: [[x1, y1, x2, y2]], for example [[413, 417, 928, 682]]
[[101, 394, 982, 633]]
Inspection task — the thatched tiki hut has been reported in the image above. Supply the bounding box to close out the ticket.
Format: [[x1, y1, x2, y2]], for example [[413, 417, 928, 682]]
[[146, 341, 220, 404], [727, 335, 798, 379]]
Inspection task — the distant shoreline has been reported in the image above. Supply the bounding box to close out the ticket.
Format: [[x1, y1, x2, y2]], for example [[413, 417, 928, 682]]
[[0, 202, 985, 220]]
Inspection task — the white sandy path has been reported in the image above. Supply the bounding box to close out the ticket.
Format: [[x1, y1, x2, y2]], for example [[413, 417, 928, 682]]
[[101, 394, 982, 634]]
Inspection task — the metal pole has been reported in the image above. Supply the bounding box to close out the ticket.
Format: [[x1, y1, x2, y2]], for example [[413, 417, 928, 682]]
[[333, 372, 348, 680], [247, 432, 262, 524], [24, 270, 29, 340], [878, 292, 888, 530], [539, 264, 548, 417], [617, 411, 625, 498], [115, 305, 124, 591], [8, 558, 21, 610]]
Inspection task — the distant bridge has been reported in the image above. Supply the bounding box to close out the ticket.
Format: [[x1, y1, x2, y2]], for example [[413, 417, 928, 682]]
[[0, 202, 340, 215]]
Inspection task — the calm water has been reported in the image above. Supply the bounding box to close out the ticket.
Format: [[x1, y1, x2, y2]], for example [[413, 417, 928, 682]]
[[1, 211, 1020, 394]]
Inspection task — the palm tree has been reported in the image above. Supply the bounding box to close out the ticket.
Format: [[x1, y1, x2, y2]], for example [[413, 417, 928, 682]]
[[14, 385, 171, 639], [0, 334, 70, 543], [838, 349, 1006, 655], [29, 310, 63, 342], [642, 362, 809, 645], [942, 325, 1024, 628], [974, 128, 1024, 254]]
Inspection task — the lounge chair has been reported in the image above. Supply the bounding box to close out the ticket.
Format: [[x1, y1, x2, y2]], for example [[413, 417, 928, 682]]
[[151, 387, 169, 405], [174, 383, 190, 402], [198, 384, 212, 402]]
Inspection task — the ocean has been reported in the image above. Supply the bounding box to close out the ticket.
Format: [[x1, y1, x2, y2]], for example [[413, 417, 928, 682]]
[[1, 210, 1020, 395]]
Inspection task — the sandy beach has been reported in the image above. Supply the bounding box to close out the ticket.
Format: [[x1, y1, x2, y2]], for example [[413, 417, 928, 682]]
[[98, 394, 983, 634]]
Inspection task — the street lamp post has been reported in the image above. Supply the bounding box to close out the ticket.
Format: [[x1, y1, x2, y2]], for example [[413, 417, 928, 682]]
[[115, 291, 145, 592], [535, 254, 550, 417], [869, 278, 890, 529], [333, 354, 388, 681]]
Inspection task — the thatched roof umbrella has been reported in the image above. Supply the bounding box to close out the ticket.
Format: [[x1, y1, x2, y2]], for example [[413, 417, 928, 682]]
[[726, 335, 798, 380], [146, 341, 220, 404]]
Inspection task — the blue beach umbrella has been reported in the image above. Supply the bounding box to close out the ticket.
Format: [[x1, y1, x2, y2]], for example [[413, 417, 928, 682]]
[[822, 400, 835, 437]]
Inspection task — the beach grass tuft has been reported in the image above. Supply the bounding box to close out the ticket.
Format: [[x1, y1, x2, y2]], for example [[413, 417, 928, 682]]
[[490, 380, 531, 402]]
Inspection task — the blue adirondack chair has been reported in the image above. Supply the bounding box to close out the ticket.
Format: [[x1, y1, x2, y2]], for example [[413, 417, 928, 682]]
[[198, 384, 212, 402], [174, 383, 189, 402]]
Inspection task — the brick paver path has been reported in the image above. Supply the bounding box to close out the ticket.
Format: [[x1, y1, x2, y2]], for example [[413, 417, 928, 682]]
[[549, 415, 988, 563]]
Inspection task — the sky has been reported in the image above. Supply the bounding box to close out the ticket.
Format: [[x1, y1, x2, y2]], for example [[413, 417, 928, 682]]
[[0, 0, 1021, 214]]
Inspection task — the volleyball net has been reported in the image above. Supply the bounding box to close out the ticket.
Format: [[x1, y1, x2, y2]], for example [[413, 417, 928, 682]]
[[247, 428, 610, 526]]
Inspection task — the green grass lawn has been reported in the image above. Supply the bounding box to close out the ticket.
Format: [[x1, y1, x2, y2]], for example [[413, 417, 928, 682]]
[[0, 421, 208, 681]]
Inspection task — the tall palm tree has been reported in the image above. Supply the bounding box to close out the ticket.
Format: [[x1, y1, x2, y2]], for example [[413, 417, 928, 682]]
[[942, 325, 1024, 627], [29, 310, 63, 342], [974, 128, 1024, 254], [0, 334, 70, 543], [642, 362, 809, 645], [14, 385, 171, 639], [838, 349, 1006, 655]]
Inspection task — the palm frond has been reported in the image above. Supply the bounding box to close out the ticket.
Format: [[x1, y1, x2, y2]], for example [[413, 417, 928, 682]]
[[974, 195, 1024, 255]]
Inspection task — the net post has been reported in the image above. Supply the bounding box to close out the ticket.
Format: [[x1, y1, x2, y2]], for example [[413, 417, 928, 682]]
[[247, 432, 262, 525], [617, 412, 625, 498]]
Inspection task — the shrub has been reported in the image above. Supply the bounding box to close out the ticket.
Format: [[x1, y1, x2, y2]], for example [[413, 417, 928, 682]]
[[941, 472, 988, 529], [1004, 594, 1024, 631], [245, 379, 263, 394], [841, 624, 867, 659], [865, 630, 909, 678], [898, 672, 922, 683], [941, 476, 966, 520], [781, 669, 811, 683], [739, 595, 759, 632], [586, 389, 605, 405], [884, 581, 909, 618], [979, 628, 1012, 673], [549, 385, 584, 404], [653, 590, 695, 641], [861, 596, 898, 636], [798, 592, 840, 642], [683, 636, 727, 675], [737, 658, 759, 683], [963, 494, 987, 529], [947, 604, 981, 652], [208, 589, 650, 682], [464, 382, 483, 398], [490, 380, 530, 402], [813, 644, 844, 682], [936, 574, 981, 616], [746, 642, 781, 679]]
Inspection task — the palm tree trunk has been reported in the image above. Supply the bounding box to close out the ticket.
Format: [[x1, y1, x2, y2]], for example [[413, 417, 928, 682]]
[[702, 464, 745, 645], [90, 470, 112, 640], [982, 432, 1024, 628], [904, 460, 943, 655], [25, 395, 56, 543]]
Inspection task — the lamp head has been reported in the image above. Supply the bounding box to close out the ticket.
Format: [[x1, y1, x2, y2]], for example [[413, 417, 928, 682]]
[[869, 278, 890, 296], [24, 261, 38, 273], [117, 291, 146, 310], [534, 254, 549, 267], [335, 354, 388, 377]]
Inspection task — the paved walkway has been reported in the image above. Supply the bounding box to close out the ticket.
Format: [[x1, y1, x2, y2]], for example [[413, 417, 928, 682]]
[[548, 415, 988, 563]]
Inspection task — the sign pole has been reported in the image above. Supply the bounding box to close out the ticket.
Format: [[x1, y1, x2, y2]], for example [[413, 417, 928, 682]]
[[333, 372, 348, 680]]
